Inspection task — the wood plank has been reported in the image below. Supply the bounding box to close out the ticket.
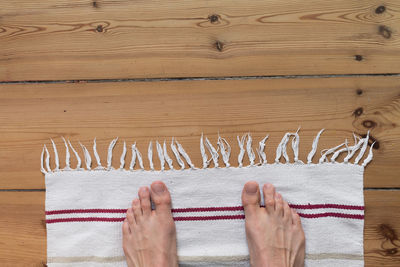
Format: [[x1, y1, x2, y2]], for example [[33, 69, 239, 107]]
[[0, 192, 46, 266], [0, 190, 398, 265], [364, 190, 400, 266], [1, 0, 399, 81], [0, 76, 399, 189]]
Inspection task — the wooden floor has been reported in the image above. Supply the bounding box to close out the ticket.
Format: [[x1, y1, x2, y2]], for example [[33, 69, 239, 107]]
[[0, 0, 399, 265]]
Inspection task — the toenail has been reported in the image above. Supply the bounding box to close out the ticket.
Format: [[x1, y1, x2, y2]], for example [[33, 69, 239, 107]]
[[153, 182, 165, 193], [139, 187, 148, 194], [245, 183, 258, 194], [276, 193, 282, 200], [264, 183, 271, 189]]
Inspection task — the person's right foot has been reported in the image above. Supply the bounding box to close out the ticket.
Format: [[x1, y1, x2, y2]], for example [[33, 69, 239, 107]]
[[122, 181, 178, 267], [242, 182, 305, 267]]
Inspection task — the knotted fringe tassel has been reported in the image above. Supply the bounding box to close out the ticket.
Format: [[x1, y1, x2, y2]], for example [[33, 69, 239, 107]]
[[362, 141, 375, 167], [237, 135, 246, 167], [307, 129, 324, 164], [129, 143, 144, 170], [330, 141, 351, 162], [275, 127, 302, 164], [218, 135, 231, 167], [171, 138, 185, 170], [200, 134, 209, 169], [40, 146, 46, 174], [106, 137, 118, 170], [50, 139, 60, 171], [93, 138, 104, 170], [79, 142, 92, 170], [205, 137, 219, 168], [176, 140, 195, 169], [41, 130, 375, 174], [246, 134, 256, 166], [119, 141, 127, 170], [256, 135, 269, 165], [62, 137, 71, 170], [148, 141, 154, 171], [129, 143, 137, 170], [68, 140, 83, 170], [156, 141, 165, 171], [163, 141, 173, 170], [42, 145, 51, 173], [319, 142, 347, 164]]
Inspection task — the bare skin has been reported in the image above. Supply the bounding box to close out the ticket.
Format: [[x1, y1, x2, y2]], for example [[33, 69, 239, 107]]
[[122, 181, 178, 267], [122, 181, 305, 267], [242, 181, 305, 267]]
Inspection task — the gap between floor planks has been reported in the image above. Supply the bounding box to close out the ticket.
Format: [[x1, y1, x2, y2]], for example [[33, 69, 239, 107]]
[[1, 73, 400, 84]]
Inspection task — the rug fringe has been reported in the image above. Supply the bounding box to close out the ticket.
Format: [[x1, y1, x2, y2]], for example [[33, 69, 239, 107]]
[[40, 129, 375, 174]]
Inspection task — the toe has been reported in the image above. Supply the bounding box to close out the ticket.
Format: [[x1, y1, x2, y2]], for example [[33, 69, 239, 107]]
[[262, 183, 276, 213], [274, 192, 284, 216], [283, 200, 292, 224], [127, 206, 136, 227], [242, 181, 261, 217], [122, 218, 131, 235], [138, 187, 152, 217], [132, 198, 142, 222], [150, 181, 172, 215], [291, 208, 302, 226]]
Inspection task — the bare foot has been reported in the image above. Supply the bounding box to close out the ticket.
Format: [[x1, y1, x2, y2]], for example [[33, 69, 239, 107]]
[[123, 181, 178, 267], [242, 182, 305, 267]]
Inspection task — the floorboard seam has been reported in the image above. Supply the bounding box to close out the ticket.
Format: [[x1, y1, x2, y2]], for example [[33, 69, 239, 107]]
[[364, 188, 400, 191], [0, 189, 46, 192], [1, 73, 399, 84]]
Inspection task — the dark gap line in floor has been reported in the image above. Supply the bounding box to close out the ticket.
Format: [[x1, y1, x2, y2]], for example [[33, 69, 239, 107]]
[[1, 73, 399, 85]]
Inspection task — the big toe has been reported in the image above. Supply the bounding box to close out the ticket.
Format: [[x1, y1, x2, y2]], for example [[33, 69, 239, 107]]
[[150, 181, 172, 215], [242, 181, 261, 217]]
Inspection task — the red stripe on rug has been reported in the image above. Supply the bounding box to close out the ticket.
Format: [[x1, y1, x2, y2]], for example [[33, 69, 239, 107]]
[[45, 204, 364, 215], [45, 212, 364, 224], [290, 204, 364, 210], [46, 209, 127, 215], [297, 213, 364, 219], [174, 215, 245, 221]]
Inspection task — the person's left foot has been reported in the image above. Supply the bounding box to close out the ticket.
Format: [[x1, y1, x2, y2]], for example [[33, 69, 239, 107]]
[[122, 181, 178, 267]]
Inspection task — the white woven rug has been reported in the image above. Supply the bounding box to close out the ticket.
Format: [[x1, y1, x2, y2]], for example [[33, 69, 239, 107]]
[[42, 129, 374, 267]]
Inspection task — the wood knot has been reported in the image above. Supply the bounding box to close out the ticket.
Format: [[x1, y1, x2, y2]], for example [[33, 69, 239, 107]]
[[92, 1, 98, 8], [354, 55, 363, 61], [378, 224, 398, 241], [379, 25, 392, 39], [362, 120, 376, 128], [353, 107, 363, 117], [375, 5, 386, 14], [96, 25, 103, 32], [385, 248, 398, 255], [208, 14, 219, 24], [215, 41, 224, 52], [356, 89, 363, 95]]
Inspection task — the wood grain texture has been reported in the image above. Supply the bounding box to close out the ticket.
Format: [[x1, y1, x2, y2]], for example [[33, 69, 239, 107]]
[[0, 76, 399, 189], [364, 190, 400, 266], [0, 192, 46, 266], [0, 0, 399, 81], [0, 191, 398, 266]]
